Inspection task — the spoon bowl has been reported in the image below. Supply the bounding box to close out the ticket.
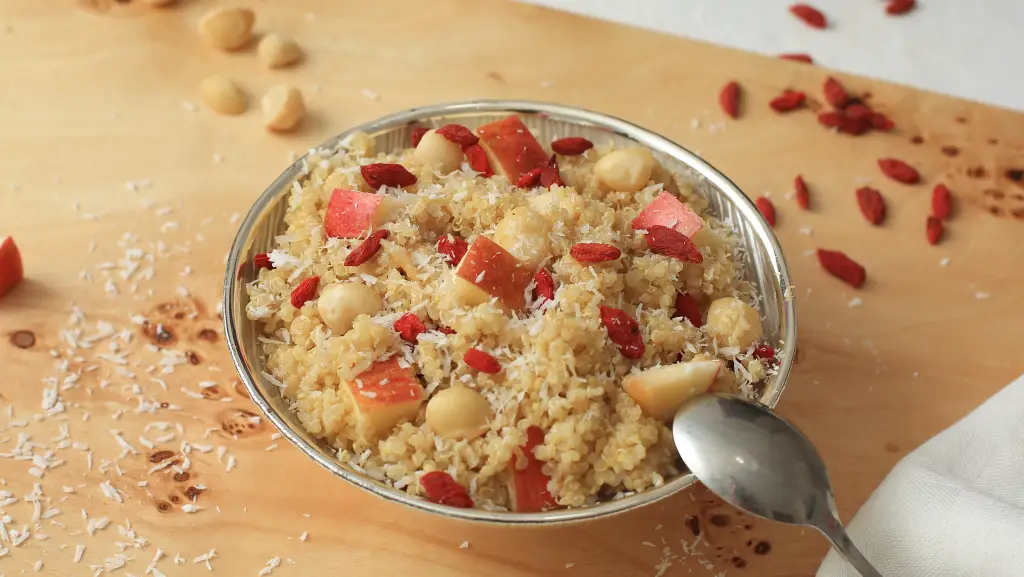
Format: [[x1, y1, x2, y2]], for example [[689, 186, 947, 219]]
[[673, 394, 883, 577]]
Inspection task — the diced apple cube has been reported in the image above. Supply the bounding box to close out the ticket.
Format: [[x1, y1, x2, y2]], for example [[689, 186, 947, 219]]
[[0, 236, 23, 300], [454, 236, 533, 311], [475, 116, 549, 182], [324, 189, 384, 239], [622, 360, 722, 420], [344, 357, 424, 440], [632, 192, 703, 237], [509, 426, 558, 512]]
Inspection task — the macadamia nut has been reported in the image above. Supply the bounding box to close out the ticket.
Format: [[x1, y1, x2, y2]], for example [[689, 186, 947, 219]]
[[704, 297, 764, 350]]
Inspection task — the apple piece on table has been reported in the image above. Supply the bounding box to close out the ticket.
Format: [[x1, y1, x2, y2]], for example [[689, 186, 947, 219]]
[[631, 192, 703, 237], [475, 115, 549, 182], [622, 360, 722, 420], [509, 426, 559, 512], [0, 236, 24, 300], [344, 357, 425, 440], [454, 236, 533, 311]]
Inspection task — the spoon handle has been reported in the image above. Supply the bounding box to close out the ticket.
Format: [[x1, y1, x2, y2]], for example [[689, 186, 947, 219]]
[[818, 515, 884, 577]]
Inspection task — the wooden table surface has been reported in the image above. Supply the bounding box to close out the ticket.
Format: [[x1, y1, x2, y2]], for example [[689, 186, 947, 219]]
[[2, 0, 1023, 575]]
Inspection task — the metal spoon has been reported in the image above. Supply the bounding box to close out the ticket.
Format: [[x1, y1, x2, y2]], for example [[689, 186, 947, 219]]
[[672, 393, 883, 577]]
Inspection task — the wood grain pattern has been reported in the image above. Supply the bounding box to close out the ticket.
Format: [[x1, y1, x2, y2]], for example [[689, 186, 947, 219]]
[[1, 0, 1023, 575]]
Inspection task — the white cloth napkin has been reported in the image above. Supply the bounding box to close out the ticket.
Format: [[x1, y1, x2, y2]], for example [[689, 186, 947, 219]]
[[817, 373, 1024, 577]]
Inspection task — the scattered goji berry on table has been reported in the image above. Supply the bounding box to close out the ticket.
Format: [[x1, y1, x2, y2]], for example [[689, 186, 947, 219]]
[[464, 143, 493, 177], [361, 163, 418, 189], [779, 53, 814, 64], [436, 234, 469, 266], [769, 90, 806, 113], [755, 197, 777, 227], [789, 4, 827, 28], [673, 292, 704, 328], [926, 217, 944, 245], [794, 176, 810, 210], [394, 313, 427, 343], [533, 268, 555, 303], [885, 0, 916, 16], [410, 126, 429, 148], [871, 113, 895, 131], [823, 77, 849, 108], [878, 158, 920, 184], [0, 236, 24, 300], [817, 249, 866, 288], [856, 187, 886, 225], [719, 81, 741, 119], [645, 225, 704, 263], [599, 305, 645, 359], [845, 104, 873, 122], [436, 124, 479, 148], [517, 167, 543, 188], [932, 184, 953, 220], [464, 348, 502, 373], [551, 137, 594, 156], [420, 471, 474, 508], [290, 276, 320, 308], [570, 243, 621, 264], [344, 230, 389, 267], [253, 252, 273, 270]]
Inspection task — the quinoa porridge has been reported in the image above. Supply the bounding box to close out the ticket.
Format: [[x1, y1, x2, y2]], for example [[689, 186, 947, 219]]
[[245, 115, 777, 511]]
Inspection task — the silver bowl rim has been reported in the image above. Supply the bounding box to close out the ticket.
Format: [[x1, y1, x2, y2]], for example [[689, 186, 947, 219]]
[[223, 99, 797, 525]]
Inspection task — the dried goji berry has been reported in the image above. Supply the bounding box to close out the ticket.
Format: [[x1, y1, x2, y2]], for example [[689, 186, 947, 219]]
[[290, 276, 320, 308], [645, 225, 704, 263], [753, 344, 776, 362], [794, 176, 810, 210], [926, 216, 944, 245], [599, 305, 645, 359], [420, 471, 474, 508], [673, 292, 704, 328], [516, 167, 543, 188], [789, 4, 827, 28], [436, 124, 479, 149], [361, 163, 417, 189], [856, 187, 886, 225], [253, 252, 273, 270], [871, 113, 895, 131], [817, 249, 866, 288], [344, 230, 389, 267], [878, 158, 920, 184], [464, 348, 501, 373], [779, 53, 814, 64], [464, 143, 494, 177], [438, 326, 457, 335], [436, 235, 469, 266], [823, 77, 849, 108], [845, 104, 873, 122], [818, 111, 870, 135], [394, 313, 427, 343], [769, 90, 806, 113], [551, 137, 594, 156], [540, 157, 564, 188], [719, 81, 741, 119], [410, 126, 429, 148], [0, 236, 24, 300], [570, 243, 621, 264], [755, 197, 777, 227], [886, 0, 916, 16], [533, 268, 555, 303], [932, 184, 953, 220]]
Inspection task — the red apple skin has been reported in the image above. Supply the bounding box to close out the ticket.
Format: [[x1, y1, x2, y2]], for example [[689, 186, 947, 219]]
[[325, 189, 384, 239], [475, 116, 549, 182], [0, 236, 24, 300], [631, 192, 703, 237], [455, 236, 533, 311], [348, 357, 424, 408], [510, 426, 559, 512]]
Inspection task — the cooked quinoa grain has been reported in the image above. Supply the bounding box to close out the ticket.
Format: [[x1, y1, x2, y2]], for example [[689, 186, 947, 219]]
[[246, 116, 775, 511]]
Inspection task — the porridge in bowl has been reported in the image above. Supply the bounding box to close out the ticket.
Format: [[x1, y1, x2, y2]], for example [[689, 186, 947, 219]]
[[245, 115, 778, 511]]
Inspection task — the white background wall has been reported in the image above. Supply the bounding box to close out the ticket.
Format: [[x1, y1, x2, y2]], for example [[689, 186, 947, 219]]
[[520, 0, 1024, 112]]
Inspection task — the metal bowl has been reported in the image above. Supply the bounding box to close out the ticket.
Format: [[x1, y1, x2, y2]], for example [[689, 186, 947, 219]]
[[223, 100, 797, 525]]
